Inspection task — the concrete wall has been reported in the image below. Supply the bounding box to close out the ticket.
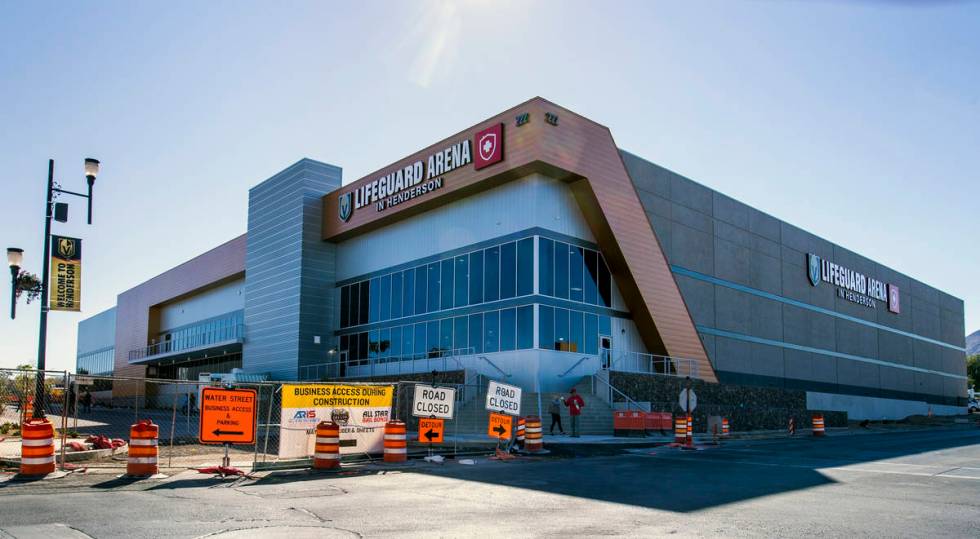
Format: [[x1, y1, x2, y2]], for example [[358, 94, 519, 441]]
[[243, 158, 342, 380], [76, 307, 116, 355], [621, 151, 967, 407]]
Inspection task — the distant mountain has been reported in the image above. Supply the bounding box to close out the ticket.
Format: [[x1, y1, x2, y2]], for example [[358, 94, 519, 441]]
[[968, 330, 980, 355]]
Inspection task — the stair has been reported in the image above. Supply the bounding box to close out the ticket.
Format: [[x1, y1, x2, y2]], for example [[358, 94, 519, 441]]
[[451, 376, 615, 435]]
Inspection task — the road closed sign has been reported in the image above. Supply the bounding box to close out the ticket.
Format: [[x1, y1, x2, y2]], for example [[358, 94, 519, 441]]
[[199, 387, 257, 445], [485, 381, 521, 416], [412, 384, 456, 419]]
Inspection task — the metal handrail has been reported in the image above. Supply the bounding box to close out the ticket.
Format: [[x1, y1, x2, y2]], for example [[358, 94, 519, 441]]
[[558, 356, 590, 377], [591, 374, 645, 412], [608, 349, 700, 379], [297, 347, 476, 380], [128, 324, 244, 361], [477, 356, 511, 378]]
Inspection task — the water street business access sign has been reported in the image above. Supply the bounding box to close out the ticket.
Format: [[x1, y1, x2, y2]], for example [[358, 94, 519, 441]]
[[199, 387, 257, 445], [412, 384, 456, 419], [485, 380, 521, 416]]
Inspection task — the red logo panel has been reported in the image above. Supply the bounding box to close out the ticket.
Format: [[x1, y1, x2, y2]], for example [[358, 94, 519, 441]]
[[474, 123, 504, 170]]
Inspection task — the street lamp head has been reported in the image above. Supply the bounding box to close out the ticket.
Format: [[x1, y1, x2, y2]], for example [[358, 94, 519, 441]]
[[6, 247, 23, 271], [84, 158, 100, 182]]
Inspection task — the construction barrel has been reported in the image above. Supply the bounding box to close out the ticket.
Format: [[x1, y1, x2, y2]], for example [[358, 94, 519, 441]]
[[686, 415, 693, 445], [722, 417, 730, 437], [516, 417, 526, 447], [127, 419, 159, 477], [383, 420, 407, 462], [812, 413, 826, 437], [314, 420, 341, 469], [20, 418, 56, 476], [524, 415, 543, 452], [674, 416, 687, 444]]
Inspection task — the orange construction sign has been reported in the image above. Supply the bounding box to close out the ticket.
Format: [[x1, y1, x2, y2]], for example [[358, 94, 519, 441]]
[[488, 412, 512, 440], [418, 418, 444, 444], [199, 387, 257, 445]]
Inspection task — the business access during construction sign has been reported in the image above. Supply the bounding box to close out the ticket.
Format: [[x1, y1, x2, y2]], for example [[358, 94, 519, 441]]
[[278, 384, 393, 458]]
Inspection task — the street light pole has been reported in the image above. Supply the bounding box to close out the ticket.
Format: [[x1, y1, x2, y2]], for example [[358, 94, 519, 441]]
[[7, 248, 23, 319], [33, 160, 55, 418]]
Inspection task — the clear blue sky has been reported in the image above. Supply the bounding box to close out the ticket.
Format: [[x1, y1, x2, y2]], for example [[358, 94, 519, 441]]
[[1, 0, 977, 371]]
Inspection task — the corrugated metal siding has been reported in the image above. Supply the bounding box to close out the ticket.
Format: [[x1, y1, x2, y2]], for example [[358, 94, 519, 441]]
[[243, 159, 341, 380]]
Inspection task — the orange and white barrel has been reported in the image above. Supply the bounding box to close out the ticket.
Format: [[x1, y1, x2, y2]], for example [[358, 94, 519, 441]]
[[383, 420, 407, 462], [722, 418, 730, 437], [524, 416, 542, 452], [20, 418, 56, 476], [314, 420, 341, 469], [516, 418, 526, 447], [686, 415, 693, 445], [812, 414, 825, 437], [127, 419, 159, 477], [674, 416, 687, 443]]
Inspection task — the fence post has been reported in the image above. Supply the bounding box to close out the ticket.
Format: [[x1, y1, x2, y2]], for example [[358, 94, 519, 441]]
[[59, 371, 69, 470], [262, 385, 278, 463], [169, 384, 177, 469]]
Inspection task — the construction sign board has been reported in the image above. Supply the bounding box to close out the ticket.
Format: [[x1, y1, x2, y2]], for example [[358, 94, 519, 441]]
[[279, 383, 393, 458], [412, 384, 456, 419], [199, 387, 257, 445], [418, 418, 445, 444], [488, 412, 512, 440], [485, 380, 521, 416]]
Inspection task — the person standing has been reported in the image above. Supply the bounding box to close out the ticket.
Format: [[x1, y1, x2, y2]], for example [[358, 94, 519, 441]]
[[565, 388, 585, 437], [81, 390, 93, 414], [548, 395, 566, 435]]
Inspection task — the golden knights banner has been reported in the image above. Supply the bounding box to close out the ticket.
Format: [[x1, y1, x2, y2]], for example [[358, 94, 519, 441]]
[[49, 235, 82, 312]]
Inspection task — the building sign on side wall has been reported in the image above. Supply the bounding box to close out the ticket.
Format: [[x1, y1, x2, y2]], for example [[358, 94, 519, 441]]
[[49, 235, 82, 312], [337, 123, 505, 222], [807, 253, 899, 313], [278, 384, 393, 458]]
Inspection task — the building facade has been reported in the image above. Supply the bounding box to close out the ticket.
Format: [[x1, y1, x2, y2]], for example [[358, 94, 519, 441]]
[[77, 97, 968, 419]]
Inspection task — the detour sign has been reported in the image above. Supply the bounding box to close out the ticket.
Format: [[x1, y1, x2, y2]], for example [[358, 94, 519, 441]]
[[199, 387, 257, 445]]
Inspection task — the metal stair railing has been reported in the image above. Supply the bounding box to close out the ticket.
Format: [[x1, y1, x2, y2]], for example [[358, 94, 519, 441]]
[[558, 356, 591, 378], [591, 374, 647, 412]]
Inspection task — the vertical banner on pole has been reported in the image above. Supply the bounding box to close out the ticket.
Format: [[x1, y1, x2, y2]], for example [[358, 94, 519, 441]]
[[49, 235, 82, 312]]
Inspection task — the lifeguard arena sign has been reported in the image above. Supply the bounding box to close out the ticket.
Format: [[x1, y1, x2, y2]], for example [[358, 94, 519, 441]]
[[807, 253, 900, 313], [337, 123, 504, 222]]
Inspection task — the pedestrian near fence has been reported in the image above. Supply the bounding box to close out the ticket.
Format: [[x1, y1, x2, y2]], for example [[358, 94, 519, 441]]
[[548, 395, 566, 435], [565, 388, 585, 437]]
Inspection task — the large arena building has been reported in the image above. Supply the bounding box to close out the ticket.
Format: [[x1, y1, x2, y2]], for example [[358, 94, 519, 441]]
[[77, 97, 968, 421]]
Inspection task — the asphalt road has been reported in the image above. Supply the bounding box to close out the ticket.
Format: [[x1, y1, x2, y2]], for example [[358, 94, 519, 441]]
[[0, 427, 978, 538]]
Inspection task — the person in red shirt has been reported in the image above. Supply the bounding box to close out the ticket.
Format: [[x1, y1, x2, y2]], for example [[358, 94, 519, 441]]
[[565, 388, 586, 437]]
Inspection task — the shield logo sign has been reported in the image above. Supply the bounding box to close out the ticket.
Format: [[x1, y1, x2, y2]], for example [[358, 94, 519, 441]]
[[887, 284, 900, 314], [58, 238, 76, 258], [474, 123, 504, 170], [807, 253, 821, 287], [338, 192, 353, 222]]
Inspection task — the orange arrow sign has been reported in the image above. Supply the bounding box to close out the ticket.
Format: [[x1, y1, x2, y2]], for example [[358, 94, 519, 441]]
[[199, 387, 257, 445]]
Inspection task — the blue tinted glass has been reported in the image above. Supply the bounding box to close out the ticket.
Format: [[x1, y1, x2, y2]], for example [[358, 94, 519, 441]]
[[414, 323, 426, 355], [440, 318, 453, 355], [517, 305, 533, 350], [484, 246, 499, 301], [368, 330, 379, 359], [403, 268, 415, 317], [427, 263, 440, 312], [555, 308, 569, 349], [570, 310, 583, 353], [539, 306, 554, 350], [500, 242, 516, 299], [599, 315, 611, 336], [379, 274, 391, 321], [340, 285, 349, 328], [390, 272, 402, 319], [539, 238, 553, 296], [439, 259, 452, 311], [554, 242, 569, 299], [598, 254, 611, 307], [348, 333, 359, 362], [584, 250, 599, 305], [499, 308, 516, 351], [379, 328, 390, 358], [469, 313, 483, 354], [358, 332, 369, 361], [454, 255, 468, 307], [570, 246, 584, 302], [414, 266, 427, 314], [388, 326, 402, 357], [469, 251, 484, 305], [404, 325, 415, 358], [427, 320, 439, 357], [454, 316, 468, 353], [584, 314, 598, 354], [517, 238, 534, 296], [349, 283, 359, 326], [358, 281, 369, 325], [484, 310, 499, 352], [369, 278, 381, 323]]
